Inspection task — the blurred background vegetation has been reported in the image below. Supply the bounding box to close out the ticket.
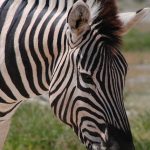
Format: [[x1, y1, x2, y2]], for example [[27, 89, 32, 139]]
[[4, 0, 150, 150]]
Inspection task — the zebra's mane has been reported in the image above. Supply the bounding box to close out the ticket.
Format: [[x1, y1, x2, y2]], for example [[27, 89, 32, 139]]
[[87, 0, 123, 48]]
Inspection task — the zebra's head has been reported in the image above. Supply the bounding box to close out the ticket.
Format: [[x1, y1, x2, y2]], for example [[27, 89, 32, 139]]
[[50, 0, 134, 150], [66, 0, 135, 150]]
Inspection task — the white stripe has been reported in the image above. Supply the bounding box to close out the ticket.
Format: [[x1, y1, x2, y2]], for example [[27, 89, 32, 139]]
[[67, 0, 74, 11], [49, 0, 57, 9]]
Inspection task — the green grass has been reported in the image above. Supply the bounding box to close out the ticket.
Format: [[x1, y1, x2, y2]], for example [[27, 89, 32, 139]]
[[130, 112, 150, 150], [123, 30, 150, 51], [4, 102, 85, 150], [4, 102, 150, 150]]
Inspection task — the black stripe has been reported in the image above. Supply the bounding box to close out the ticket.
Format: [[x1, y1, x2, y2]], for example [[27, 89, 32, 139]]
[[0, 73, 17, 100], [136, 8, 143, 14]]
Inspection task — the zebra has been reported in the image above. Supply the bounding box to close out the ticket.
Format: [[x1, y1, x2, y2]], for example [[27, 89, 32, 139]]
[[0, 0, 149, 149]]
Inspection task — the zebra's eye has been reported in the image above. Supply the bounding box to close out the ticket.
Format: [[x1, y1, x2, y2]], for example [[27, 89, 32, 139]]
[[80, 73, 94, 85]]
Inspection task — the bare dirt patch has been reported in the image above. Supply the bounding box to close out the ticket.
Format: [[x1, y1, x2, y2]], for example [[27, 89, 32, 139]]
[[123, 51, 150, 117]]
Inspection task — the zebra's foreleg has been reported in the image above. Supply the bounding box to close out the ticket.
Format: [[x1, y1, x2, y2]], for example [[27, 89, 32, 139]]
[[0, 119, 11, 150], [0, 100, 23, 150]]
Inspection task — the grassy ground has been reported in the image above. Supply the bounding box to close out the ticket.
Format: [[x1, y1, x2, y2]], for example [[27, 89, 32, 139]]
[[4, 29, 150, 150], [4, 102, 150, 150], [131, 112, 150, 150], [4, 103, 85, 150]]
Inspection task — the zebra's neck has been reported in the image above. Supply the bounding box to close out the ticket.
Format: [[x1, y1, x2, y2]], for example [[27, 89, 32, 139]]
[[0, 0, 71, 99]]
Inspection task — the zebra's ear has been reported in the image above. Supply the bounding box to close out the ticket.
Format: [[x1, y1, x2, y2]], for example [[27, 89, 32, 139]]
[[67, 0, 91, 37], [119, 8, 150, 35]]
